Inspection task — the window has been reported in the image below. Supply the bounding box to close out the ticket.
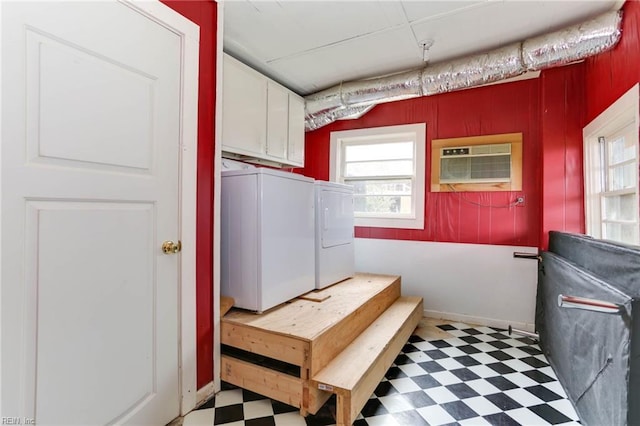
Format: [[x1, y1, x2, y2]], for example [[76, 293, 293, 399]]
[[584, 84, 639, 246], [330, 123, 426, 229]]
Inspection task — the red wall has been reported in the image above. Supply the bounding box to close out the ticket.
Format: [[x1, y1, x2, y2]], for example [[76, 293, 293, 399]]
[[585, 0, 640, 123], [303, 79, 542, 247], [302, 64, 593, 249], [160, 0, 217, 389], [539, 66, 586, 249]]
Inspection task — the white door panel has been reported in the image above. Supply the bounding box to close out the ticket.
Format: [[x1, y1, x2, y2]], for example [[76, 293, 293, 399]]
[[30, 203, 157, 425], [27, 30, 155, 171], [2, 2, 183, 424]]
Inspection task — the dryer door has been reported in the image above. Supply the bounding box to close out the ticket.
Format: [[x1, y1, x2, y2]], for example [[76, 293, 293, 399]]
[[320, 188, 354, 248]]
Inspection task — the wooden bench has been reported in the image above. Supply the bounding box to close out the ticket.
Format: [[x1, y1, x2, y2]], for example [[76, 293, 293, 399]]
[[311, 296, 423, 426], [220, 274, 423, 425], [220, 296, 235, 318]]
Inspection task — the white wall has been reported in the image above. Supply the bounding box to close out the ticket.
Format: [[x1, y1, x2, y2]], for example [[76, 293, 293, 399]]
[[355, 238, 539, 331]]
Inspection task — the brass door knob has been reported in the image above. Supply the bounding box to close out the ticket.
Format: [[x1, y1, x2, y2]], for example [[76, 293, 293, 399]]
[[162, 240, 182, 254]]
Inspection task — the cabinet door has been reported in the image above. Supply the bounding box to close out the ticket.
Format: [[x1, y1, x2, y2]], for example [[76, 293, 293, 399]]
[[287, 93, 305, 167], [266, 81, 288, 161], [222, 55, 267, 156]]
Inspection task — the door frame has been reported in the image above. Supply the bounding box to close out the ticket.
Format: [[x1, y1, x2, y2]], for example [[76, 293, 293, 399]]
[[213, 0, 224, 396], [124, 0, 201, 415]]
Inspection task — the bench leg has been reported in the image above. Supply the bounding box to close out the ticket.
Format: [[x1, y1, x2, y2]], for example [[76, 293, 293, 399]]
[[335, 393, 352, 426]]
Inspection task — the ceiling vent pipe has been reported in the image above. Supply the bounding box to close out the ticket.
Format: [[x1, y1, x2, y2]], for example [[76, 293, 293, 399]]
[[305, 10, 622, 131]]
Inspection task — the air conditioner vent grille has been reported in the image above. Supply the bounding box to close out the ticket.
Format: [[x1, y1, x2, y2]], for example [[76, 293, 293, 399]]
[[440, 143, 512, 184], [470, 155, 511, 179]]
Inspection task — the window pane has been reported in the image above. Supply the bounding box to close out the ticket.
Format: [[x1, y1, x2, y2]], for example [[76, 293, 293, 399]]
[[346, 179, 412, 196], [330, 123, 425, 228], [354, 195, 412, 214], [603, 222, 638, 245], [608, 162, 636, 191], [349, 179, 413, 216], [602, 193, 637, 221], [608, 136, 636, 165], [345, 160, 413, 177], [345, 142, 413, 162]]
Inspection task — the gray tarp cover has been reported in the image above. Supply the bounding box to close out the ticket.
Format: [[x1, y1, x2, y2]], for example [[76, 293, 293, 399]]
[[537, 232, 640, 426]]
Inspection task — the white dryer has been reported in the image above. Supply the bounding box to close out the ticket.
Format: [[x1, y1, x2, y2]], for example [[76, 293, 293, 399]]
[[314, 181, 355, 289]]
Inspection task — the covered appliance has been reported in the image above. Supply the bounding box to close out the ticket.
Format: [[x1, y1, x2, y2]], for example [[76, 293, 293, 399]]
[[314, 181, 355, 289], [221, 168, 315, 312], [537, 231, 640, 425]]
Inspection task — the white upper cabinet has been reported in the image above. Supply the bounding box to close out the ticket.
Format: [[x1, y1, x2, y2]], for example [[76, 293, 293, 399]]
[[222, 54, 267, 157], [266, 81, 289, 161], [288, 93, 305, 167], [222, 53, 305, 168]]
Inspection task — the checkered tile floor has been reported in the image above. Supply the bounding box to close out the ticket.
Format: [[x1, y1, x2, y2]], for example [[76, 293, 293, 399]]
[[183, 323, 580, 426]]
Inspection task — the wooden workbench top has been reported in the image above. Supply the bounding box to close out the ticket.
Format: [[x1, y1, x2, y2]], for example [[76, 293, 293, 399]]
[[222, 273, 400, 341]]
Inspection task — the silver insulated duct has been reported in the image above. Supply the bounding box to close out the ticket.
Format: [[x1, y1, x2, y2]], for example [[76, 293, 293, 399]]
[[305, 10, 623, 131]]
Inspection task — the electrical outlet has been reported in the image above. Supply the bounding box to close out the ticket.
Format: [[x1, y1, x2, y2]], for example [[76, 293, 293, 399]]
[[516, 195, 526, 206]]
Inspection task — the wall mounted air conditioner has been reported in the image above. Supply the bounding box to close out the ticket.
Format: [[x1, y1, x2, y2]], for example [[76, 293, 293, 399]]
[[439, 143, 512, 184]]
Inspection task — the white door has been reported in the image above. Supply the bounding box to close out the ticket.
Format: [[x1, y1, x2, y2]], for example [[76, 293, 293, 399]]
[[1, 2, 184, 425]]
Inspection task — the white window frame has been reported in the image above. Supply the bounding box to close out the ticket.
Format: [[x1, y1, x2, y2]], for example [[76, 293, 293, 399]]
[[583, 83, 639, 244], [329, 123, 426, 229]]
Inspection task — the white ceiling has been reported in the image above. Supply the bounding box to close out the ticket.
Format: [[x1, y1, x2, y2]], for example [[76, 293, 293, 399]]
[[223, 0, 623, 96]]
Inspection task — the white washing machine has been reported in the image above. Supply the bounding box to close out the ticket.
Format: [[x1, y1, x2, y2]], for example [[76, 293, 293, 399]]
[[315, 181, 355, 289], [222, 168, 315, 312]]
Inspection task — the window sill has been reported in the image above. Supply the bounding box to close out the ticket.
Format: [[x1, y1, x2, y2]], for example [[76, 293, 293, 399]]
[[355, 216, 424, 230]]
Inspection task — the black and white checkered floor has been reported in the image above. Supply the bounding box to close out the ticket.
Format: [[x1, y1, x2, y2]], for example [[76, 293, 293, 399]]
[[183, 323, 580, 426]]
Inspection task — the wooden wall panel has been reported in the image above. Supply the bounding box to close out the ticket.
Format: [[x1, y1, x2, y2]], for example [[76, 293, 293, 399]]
[[578, 0, 640, 247], [302, 79, 542, 247], [585, 1, 640, 123], [539, 66, 586, 250]]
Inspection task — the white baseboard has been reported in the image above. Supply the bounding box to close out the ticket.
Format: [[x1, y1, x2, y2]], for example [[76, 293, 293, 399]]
[[424, 309, 535, 332], [196, 381, 216, 407]]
